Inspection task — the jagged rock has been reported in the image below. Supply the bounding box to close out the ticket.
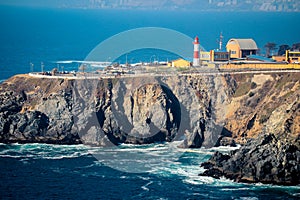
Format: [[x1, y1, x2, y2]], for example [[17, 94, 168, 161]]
[[0, 110, 48, 142], [179, 130, 204, 148], [215, 136, 237, 147], [0, 75, 226, 147], [225, 73, 300, 143], [200, 134, 300, 185]]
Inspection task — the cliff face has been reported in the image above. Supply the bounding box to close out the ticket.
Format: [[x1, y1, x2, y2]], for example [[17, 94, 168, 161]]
[[0, 72, 299, 148], [201, 134, 300, 185], [225, 73, 300, 144], [0, 74, 231, 147], [200, 72, 300, 186]]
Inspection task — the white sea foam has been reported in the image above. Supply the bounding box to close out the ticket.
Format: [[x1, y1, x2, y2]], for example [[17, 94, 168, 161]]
[[252, 183, 300, 190], [1, 142, 299, 194], [55, 60, 111, 65], [238, 198, 259, 200], [0, 154, 33, 159], [292, 193, 300, 197], [138, 176, 151, 181], [55, 60, 81, 64], [209, 145, 241, 153], [141, 181, 153, 191], [41, 152, 90, 160], [0, 143, 91, 160]]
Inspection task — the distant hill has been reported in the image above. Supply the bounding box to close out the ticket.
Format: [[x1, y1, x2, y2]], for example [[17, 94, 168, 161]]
[[1, 0, 300, 12]]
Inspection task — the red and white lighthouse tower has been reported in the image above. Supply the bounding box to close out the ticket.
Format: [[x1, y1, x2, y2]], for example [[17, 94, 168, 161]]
[[193, 36, 200, 66]]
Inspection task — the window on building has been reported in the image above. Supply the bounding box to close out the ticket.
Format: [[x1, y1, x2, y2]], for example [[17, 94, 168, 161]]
[[231, 51, 236, 54]]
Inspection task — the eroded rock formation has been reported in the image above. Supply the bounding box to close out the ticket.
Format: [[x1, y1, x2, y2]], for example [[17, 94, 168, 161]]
[[200, 133, 300, 185], [0, 72, 299, 150], [0, 74, 231, 147]]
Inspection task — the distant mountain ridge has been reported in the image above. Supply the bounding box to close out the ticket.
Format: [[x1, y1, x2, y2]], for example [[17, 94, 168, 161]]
[[1, 0, 300, 12]]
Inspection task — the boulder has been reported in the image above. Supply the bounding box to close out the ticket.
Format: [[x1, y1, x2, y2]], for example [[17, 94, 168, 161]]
[[200, 134, 300, 185], [215, 136, 237, 147]]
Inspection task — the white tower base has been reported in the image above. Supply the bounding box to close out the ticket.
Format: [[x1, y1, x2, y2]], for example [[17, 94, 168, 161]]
[[193, 59, 200, 66]]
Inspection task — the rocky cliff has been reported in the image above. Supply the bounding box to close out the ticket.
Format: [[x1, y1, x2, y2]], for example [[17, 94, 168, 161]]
[[1, 72, 299, 185], [224, 73, 299, 144], [201, 133, 300, 185], [0, 72, 299, 149], [0, 74, 232, 147], [199, 72, 300, 185]]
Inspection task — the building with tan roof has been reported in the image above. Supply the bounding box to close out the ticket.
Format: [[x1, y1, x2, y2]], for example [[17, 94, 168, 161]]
[[226, 38, 258, 59]]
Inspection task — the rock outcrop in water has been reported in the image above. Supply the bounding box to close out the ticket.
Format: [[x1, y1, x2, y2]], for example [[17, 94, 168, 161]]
[[200, 133, 300, 185], [199, 72, 300, 185]]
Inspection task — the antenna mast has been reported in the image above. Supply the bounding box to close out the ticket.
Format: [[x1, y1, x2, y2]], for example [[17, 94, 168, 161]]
[[219, 32, 223, 50]]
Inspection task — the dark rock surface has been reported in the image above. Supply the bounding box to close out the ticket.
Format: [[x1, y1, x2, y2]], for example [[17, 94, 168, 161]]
[[215, 136, 236, 147], [200, 134, 300, 186]]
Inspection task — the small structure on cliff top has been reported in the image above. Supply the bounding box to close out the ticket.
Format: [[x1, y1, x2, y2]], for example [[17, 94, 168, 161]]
[[226, 38, 258, 59], [168, 58, 191, 68], [193, 36, 201, 66]]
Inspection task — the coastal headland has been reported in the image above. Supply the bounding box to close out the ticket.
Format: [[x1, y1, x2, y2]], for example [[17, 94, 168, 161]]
[[0, 71, 299, 185]]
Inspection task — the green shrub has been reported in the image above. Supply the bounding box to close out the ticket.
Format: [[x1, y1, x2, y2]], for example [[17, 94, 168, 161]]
[[250, 82, 257, 89], [234, 82, 251, 97], [249, 91, 255, 97]]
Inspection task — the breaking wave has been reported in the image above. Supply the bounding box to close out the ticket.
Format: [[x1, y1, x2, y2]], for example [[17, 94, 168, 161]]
[[0, 142, 299, 199]]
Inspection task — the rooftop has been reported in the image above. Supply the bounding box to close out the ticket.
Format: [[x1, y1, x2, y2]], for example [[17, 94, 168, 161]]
[[227, 39, 258, 50]]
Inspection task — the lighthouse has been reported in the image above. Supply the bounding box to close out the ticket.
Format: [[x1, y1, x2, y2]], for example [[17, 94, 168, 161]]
[[193, 36, 200, 66]]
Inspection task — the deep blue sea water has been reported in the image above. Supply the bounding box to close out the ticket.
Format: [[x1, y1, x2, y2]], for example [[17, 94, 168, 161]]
[[0, 5, 300, 199], [0, 5, 300, 79], [1, 143, 299, 199]]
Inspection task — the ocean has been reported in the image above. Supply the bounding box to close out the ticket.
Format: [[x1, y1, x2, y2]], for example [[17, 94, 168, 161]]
[[0, 5, 300, 199], [1, 143, 299, 199], [1, 5, 300, 79]]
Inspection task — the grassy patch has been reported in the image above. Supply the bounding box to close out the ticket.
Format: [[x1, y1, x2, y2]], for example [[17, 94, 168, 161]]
[[176, 67, 189, 72], [259, 114, 270, 124], [275, 73, 299, 89], [250, 82, 257, 89], [234, 82, 251, 97], [282, 91, 294, 100], [258, 103, 280, 124]]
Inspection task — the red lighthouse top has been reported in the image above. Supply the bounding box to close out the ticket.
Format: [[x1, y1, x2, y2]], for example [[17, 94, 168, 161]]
[[194, 36, 199, 44]]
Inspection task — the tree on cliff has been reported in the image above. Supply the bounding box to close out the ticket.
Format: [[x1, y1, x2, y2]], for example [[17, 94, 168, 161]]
[[292, 43, 300, 51], [278, 44, 290, 56], [264, 42, 277, 57]]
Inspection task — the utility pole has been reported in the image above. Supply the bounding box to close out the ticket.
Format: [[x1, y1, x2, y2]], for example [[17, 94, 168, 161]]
[[41, 62, 44, 72], [30, 62, 34, 72], [219, 32, 224, 50]]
